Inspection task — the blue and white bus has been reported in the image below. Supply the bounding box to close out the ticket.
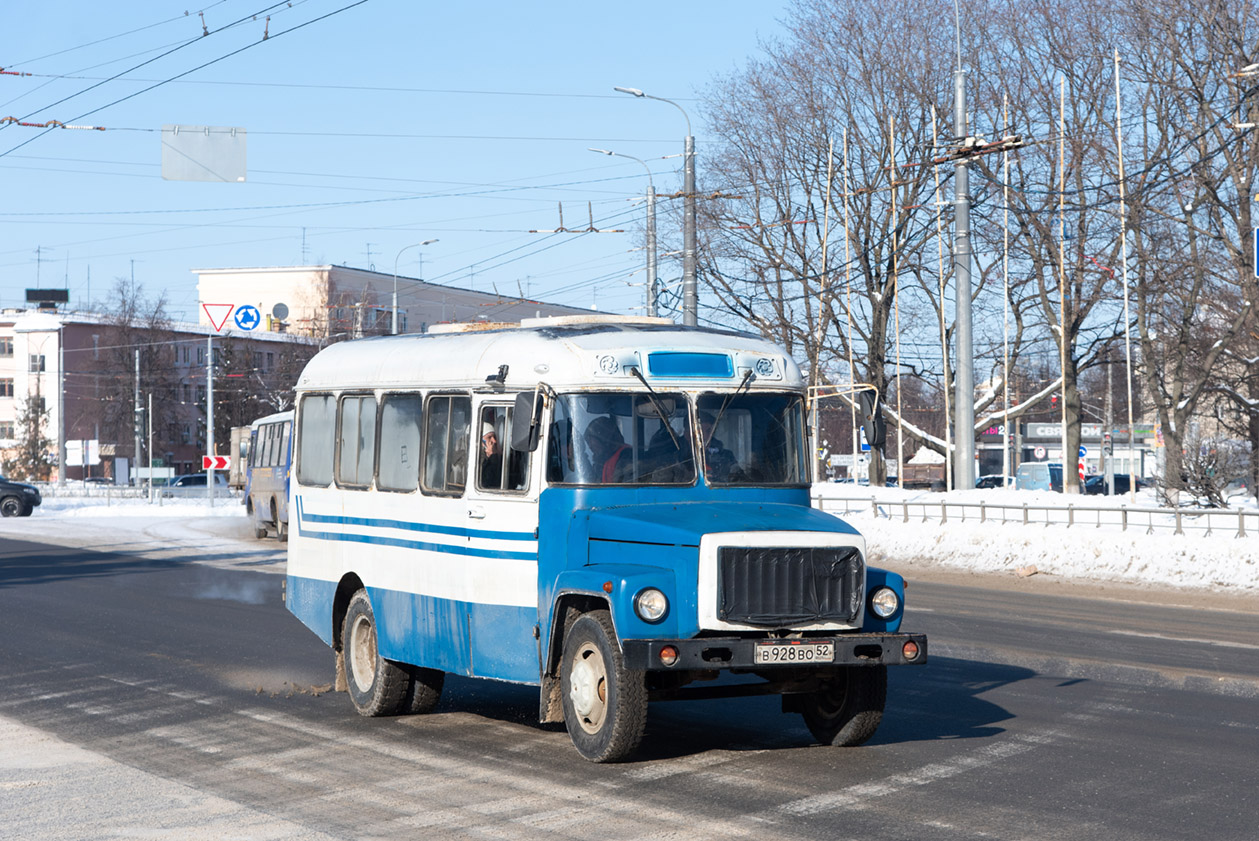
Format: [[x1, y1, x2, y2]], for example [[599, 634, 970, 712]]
[[245, 409, 293, 541], [285, 315, 926, 762]]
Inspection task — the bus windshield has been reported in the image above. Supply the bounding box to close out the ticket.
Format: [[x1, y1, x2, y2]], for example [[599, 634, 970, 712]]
[[695, 392, 807, 486], [547, 392, 695, 485]]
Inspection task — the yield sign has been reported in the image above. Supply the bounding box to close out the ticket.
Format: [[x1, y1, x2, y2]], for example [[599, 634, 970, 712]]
[[202, 303, 235, 332], [203, 455, 230, 470]]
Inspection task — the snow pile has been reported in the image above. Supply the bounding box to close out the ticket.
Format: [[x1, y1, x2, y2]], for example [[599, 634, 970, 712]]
[[814, 484, 1259, 593]]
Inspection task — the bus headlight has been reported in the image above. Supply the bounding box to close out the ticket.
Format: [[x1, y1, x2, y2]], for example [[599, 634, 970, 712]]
[[869, 586, 900, 619], [634, 588, 669, 623]]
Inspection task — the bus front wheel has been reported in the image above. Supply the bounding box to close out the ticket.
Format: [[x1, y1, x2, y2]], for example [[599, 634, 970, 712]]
[[799, 665, 886, 747], [559, 610, 647, 762], [341, 590, 410, 716]]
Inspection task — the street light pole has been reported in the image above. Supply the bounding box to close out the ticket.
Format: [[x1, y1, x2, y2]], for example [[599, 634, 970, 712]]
[[615, 86, 697, 325], [589, 148, 657, 316], [392, 239, 439, 335], [951, 3, 977, 489]]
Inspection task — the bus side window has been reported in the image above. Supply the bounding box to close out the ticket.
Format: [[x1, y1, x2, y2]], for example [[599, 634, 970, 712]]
[[422, 394, 470, 496], [297, 394, 335, 486], [476, 405, 528, 492], [337, 395, 377, 488], [267, 423, 279, 467], [546, 402, 576, 483], [378, 394, 422, 492], [280, 421, 291, 467]]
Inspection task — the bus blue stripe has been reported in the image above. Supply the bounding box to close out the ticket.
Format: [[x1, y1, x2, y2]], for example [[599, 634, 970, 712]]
[[296, 496, 533, 542], [295, 497, 537, 561], [298, 525, 538, 561]]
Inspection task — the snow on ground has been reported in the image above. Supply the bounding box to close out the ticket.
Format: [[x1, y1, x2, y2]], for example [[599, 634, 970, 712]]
[[35, 489, 245, 518], [6, 485, 1257, 595], [813, 483, 1259, 594]]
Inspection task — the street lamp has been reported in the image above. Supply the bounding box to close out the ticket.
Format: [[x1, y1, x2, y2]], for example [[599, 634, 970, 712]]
[[589, 148, 657, 317], [392, 239, 439, 335], [614, 86, 697, 326]]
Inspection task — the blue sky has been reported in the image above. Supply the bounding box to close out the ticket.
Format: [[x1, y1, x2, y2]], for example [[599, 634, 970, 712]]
[[0, 0, 790, 324]]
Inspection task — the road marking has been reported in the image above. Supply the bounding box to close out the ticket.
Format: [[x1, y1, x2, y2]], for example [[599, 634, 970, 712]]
[[625, 749, 760, 781], [771, 731, 1055, 818], [1109, 630, 1259, 651]]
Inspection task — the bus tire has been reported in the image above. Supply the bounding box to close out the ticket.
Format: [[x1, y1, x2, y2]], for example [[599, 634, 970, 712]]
[[800, 665, 886, 747], [341, 590, 410, 716], [560, 610, 646, 762], [271, 500, 287, 542], [405, 666, 444, 714]]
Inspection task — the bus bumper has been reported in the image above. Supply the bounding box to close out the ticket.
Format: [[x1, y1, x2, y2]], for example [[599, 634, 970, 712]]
[[621, 632, 927, 671]]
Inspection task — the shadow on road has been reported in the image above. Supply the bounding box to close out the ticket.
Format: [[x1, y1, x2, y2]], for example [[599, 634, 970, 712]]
[[0, 536, 278, 588], [0, 536, 180, 588], [394, 653, 1038, 761]]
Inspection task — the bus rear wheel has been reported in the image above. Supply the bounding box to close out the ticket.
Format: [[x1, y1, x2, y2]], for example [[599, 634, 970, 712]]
[[800, 665, 886, 747], [341, 590, 410, 716], [271, 500, 287, 543], [559, 610, 646, 762]]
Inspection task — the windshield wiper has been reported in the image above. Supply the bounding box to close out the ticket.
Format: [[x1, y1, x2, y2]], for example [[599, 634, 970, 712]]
[[707, 369, 755, 447], [629, 366, 681, 450]]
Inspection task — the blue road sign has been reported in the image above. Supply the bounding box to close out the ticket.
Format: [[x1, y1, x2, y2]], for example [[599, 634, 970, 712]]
[[234, 304, 260, 331], [1079, 445, 1087, 459]]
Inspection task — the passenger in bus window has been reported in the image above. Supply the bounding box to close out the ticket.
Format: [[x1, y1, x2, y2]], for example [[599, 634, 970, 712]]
[[699, 412, 740, 483], [641, 415, 693, 483], [480, 423, 503, 489], [583, 416, 630, 483]]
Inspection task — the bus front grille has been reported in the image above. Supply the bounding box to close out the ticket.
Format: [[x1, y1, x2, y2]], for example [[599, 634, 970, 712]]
[[717, 546, 863, 626]]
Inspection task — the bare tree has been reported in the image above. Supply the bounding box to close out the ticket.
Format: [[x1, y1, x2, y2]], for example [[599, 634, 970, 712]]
[[698, 0, 1035, 482], [91, 277, 178, 465], [1123, 0, 1258, 500]]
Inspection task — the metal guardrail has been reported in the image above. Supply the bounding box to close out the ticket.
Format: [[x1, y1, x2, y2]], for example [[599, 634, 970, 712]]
[[812, 495, 1259, 539]]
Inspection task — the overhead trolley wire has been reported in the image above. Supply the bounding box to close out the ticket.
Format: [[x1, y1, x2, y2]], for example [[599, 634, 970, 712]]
[[0, 0, 372, 161]]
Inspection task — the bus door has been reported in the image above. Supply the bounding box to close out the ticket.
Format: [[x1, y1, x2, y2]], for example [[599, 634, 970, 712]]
[[466, 399, 540, 683]]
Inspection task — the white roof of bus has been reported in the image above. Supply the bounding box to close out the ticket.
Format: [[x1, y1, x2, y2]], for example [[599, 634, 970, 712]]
[[251, 409, 294, 428], [295, 316, 803, 392]]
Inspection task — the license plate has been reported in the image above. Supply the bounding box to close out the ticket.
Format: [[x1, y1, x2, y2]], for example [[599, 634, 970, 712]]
[[753, 640, 834, 665]]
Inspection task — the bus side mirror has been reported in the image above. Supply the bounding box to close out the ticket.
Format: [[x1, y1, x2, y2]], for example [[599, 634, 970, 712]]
[[511, 390, 541, 452], [859, 391, 886, 453]]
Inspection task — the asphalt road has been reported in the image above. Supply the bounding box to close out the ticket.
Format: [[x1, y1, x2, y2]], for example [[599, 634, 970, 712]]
[[2, 531, 1257, 840]]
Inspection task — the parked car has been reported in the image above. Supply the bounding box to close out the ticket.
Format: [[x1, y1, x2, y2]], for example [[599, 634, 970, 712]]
[[1015, 462, 1063, 492], [0, 475, 42, 517], [162, 473, 230, 497], [975, 474, 1014, 489], [83, 476, 114, 485], [1084, 474, 1141, 495]]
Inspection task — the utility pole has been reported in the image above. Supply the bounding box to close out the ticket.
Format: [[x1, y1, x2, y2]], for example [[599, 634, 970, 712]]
[[148, 392, 154, 504], [57, 326, 65, 486], [134, 350, 141, 488], [613, 86, 696, 324], [682, 134, 697, 326], [1104, 356, 1115, 494], [206, 336, 215, 507], [588, 148, 658, 316], [952, 66, 977, 488]]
